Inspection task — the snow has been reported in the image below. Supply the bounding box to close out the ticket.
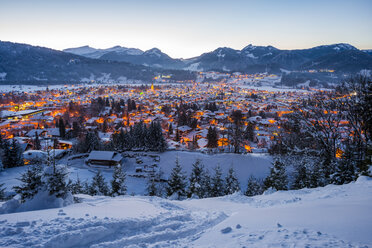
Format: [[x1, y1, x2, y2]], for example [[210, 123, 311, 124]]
[[184, 62, 201, 71], [0, 177, 371, 247], [245, 53, 258, 59], [0, 72, 6, 80], [0, 151, 272, 197]]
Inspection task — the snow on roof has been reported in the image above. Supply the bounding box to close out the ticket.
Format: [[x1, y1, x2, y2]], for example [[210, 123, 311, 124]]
[[23, 150, 47, 160], [26, 129, 46, 137], [87, 151, 122, 162], [177, 125, 192, 132]]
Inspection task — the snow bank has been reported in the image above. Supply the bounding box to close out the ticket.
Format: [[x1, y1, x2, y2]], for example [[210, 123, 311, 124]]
[[0, 190, 73, 214], [0, 178, 371, 247]]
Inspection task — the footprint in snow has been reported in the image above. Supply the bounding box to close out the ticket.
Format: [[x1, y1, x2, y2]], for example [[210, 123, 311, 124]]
[[236, 224, 242, 229], [221, 227, 232, 234], [277, 223, 282, 228]]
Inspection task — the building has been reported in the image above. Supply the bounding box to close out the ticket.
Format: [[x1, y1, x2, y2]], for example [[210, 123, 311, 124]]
[[85, 151, 123, 167]]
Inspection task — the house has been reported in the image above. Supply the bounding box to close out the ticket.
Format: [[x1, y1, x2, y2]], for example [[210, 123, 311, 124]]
[[85, 151, 123, 167]]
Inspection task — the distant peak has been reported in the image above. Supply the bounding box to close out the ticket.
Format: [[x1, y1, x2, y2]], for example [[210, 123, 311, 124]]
[[242, 44, 278, 51], [146, 48, 161, 52]]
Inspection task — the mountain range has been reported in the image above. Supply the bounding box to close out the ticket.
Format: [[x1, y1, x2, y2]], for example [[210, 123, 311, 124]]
[[0, 41, 193, 84], [64, 43, 372, 73], [0, 40, 371, 84]]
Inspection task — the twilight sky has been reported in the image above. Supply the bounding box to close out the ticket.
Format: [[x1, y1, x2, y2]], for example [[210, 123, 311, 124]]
[[0, 0, 371, 58]]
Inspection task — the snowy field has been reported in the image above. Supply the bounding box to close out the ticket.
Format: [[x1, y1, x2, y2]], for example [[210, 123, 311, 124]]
[[0, 151, 272, 196], [0, 177, 371, 247]]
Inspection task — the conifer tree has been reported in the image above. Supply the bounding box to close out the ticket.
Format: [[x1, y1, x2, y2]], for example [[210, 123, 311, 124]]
[[34, 133, 41, 150], [263, 160, 288, 191], [90, 171, 109, 196], [188, 159, 205, 198], [0, 183, 6, 200], [201, 170, 212, 198], [292, 162, 310, 190], [147, 176, 158, 197], [207, 126, 218, 148], [166, 156, 187, 199], [111, 165, 127, 196], [44, 164, 69, 198], [168, 123, 173, 137], [245, 175, 263, 196], [211, 165, 225, 197], [71, 176, 84, 195], [59, 118, 66, 138], [244, 122, 255, 142], [225, 166, 240, 194], [13, 164, 43, 202], [332, 146, 357, 185], [175, 129, 180, 142], [3, 139, 24, 168], [146, 169, 165, 197]]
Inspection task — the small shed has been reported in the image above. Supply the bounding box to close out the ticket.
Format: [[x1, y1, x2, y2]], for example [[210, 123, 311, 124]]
[[86, 151, 123, 167]]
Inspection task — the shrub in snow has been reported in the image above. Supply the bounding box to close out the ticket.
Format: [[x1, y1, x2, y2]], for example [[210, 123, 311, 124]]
[[111, 165, 127, 196], [166, 156, 187, 200], [225, 166, 240, 195], [245, 175, 263, 196], [90, 170, 109, 196], [264, 160, 288, 191]]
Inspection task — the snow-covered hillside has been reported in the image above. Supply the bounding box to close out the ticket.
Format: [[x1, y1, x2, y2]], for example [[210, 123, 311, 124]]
[[1, 177, 371, 247]]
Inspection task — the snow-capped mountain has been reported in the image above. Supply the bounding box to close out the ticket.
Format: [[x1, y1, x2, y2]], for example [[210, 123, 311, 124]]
[[0, 41, 163, 83], [64, 46, 185, 69], [64, 45, 144, 59], [184, 43, 372, 73]]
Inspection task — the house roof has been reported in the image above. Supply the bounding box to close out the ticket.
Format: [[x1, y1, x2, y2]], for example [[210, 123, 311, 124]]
[[87, 151, 122, 162]]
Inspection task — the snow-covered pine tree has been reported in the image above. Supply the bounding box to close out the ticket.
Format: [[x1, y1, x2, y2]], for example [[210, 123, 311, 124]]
[[332, 146, 357, 185], [225, 166, 240, 195], [111, 165, 127, 196], [308, 160, 326, 188], [0, 183, 5, 200], [34, 133, 41, 150], [188, 159, 205, 198], [146, 169, 165, 197], [13, 164, 43, 202], [147, 176, 158, 197], [211, 165, 225, 197], [90, 171, 109, 196], [245, 175, 263, 196], [166, 156, 187, 200], [263, 159, 288, 191], [201, 169, 212, 198], [71, 176, 84, 195], [82, 180, 91, 195], [292, 161, 310, 190], [44, 164, 70, 198], [2, 139, 24, 168]]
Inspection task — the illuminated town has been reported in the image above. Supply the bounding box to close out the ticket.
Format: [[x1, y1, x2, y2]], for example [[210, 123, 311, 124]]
[[0, 0, 371, 247], [0, 73, 313, 155]]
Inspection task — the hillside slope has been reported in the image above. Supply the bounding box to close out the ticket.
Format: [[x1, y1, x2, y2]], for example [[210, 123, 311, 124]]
[[0, 177, 371, 247]]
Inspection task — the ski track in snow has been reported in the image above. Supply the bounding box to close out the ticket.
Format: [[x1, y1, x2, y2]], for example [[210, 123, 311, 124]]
[[1, 178, 371, 247], [0, 201, 227, 248]]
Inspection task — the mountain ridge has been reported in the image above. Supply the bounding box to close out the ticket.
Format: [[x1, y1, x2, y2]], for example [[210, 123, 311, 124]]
[[64, 43, 372, 73]]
